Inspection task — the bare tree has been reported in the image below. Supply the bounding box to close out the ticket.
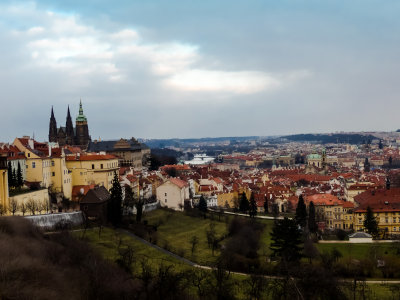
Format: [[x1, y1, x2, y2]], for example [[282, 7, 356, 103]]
[[190, 235, 199, 256], [8, 199, 18, 216], [38, 200, 49, 214], [0, 204, 6, 216], [26, 198, 37, 215], [20, 203, 27, 216]]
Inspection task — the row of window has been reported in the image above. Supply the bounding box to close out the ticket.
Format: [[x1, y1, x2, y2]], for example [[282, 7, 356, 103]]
[[91, 162, 119, 170]]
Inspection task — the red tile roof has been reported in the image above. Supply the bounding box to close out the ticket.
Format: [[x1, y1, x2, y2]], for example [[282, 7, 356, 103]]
[[66, 154, 118, 161], [169, 178, 188, 188]]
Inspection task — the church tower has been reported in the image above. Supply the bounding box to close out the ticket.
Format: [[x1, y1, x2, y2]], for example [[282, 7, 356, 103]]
[[75, 100, 90, 148], [49, 106, 58, 142], [65, 106, 75, 145]]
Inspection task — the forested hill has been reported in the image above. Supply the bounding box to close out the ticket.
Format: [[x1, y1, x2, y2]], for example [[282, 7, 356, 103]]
[[139, 136, 259, 148], [282, 133, 377, 144]]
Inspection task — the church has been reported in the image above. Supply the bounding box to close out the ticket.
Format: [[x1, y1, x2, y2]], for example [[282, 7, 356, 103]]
[[49, 101, 91, 148]]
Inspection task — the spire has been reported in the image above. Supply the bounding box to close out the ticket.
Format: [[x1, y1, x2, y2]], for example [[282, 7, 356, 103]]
[[76, 99, 87, 122], [66, 105, 74, 138], [49, 106, 58, 142]]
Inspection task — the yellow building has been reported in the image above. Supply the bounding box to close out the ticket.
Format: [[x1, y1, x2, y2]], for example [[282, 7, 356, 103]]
[[217, 192, 236, 208], [352, 189, 400, 236], [13, 138, 72, 199], [0, 156, 8, 211], [353, 207, 400, 235], [66, 154, 119, 191], [306, 193, 354, 230]]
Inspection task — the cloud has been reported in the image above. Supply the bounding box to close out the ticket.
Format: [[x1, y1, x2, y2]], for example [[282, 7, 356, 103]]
[[1, 2, 307, 95], [164, 70, 280, 94]]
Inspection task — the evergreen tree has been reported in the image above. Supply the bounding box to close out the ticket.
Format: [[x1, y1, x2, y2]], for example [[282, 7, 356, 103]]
[[249, 192, 257, 218], [308, 201, 318, 234], [364, 158, 370, 172], [17, 162, 23, 188], [263, 197, 268, 214], [108, 171, 123, 226], [12, 169, 17, 189], [363, 206, 379, 237], [7, 162, 14, 188], [295, 195, 307, 228], [123, 185, 135, 216], [239, 192, 250, 213], [135, 198, 144, 223], [198, 195, 208, 213], [270, 217, 303, 262]]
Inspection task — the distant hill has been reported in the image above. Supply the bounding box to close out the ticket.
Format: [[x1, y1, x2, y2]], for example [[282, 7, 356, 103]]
[[139, 136, 260, 148], [282, 133, 377, 144]]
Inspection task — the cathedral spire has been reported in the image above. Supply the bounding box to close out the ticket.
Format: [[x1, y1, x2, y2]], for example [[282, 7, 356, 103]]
[[65, 105, 74, 144], [76, 99, 87, 122], [49, 106, 58, 142]]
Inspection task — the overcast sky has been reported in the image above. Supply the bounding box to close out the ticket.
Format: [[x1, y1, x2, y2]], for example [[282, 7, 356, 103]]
[[1, 0, 400, 142]]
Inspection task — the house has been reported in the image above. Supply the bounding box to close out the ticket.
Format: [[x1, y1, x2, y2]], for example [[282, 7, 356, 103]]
[[80, 186, 110, 222], [348, 232, 373, 243], [353, 188, 400, 235], [66, 154, 119, 190], [305, 193, 354, 230], [156, 178, 189, 211], [87, 138, 149, 169]]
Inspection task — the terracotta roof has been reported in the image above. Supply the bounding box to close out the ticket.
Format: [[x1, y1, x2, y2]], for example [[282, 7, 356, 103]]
[[169, 178, 188, 188], [306, 193, 354, 208], [161, 164, 191, 171], [353, 188, 400, 212], [66, 154, 118, 161]]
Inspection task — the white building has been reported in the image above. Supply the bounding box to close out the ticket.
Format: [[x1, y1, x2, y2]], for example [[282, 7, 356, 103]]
[[156, 178, 189, 211]]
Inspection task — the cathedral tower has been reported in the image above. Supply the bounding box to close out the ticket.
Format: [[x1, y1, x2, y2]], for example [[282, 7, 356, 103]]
[[49, 107, 58, 143], [65, 106, 75, 145], [75, 100, 91, 148]]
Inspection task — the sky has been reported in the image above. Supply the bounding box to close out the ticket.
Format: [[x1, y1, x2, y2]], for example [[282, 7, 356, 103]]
[[1, 0, 400, 142]]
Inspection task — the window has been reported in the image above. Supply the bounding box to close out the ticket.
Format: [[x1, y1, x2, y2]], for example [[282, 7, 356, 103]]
[[52, 172, 55, 176], [28, 153, 30, 157], [165, 193, 167, 196], [386, 217, 389, 223], [92, 164, 95, 169], [52, 161, 55, 166], [165, 199, 167, 203], [101, 164, 103, 169], [394, 227, 397, 231], [32, 162, 35, 168]]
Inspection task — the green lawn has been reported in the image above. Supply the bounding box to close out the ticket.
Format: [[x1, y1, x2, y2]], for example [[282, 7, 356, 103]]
[[316, 242, 397, 260], [72, 227, 188, 272], [142, 209, 230, 265]]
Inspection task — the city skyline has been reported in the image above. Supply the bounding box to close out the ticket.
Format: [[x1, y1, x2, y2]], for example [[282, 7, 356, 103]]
[[1, 0, 400, 141]]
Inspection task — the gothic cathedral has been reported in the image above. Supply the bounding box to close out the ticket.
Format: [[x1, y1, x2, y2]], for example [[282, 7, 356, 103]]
[[49, 101, 91, 148]]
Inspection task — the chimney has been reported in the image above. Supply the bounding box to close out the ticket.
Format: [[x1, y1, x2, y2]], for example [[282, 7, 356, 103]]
[[28, 138, 34, 150]]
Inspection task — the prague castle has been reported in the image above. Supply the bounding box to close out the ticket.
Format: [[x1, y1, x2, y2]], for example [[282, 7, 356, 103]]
[[49, 101, 91, 148]]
